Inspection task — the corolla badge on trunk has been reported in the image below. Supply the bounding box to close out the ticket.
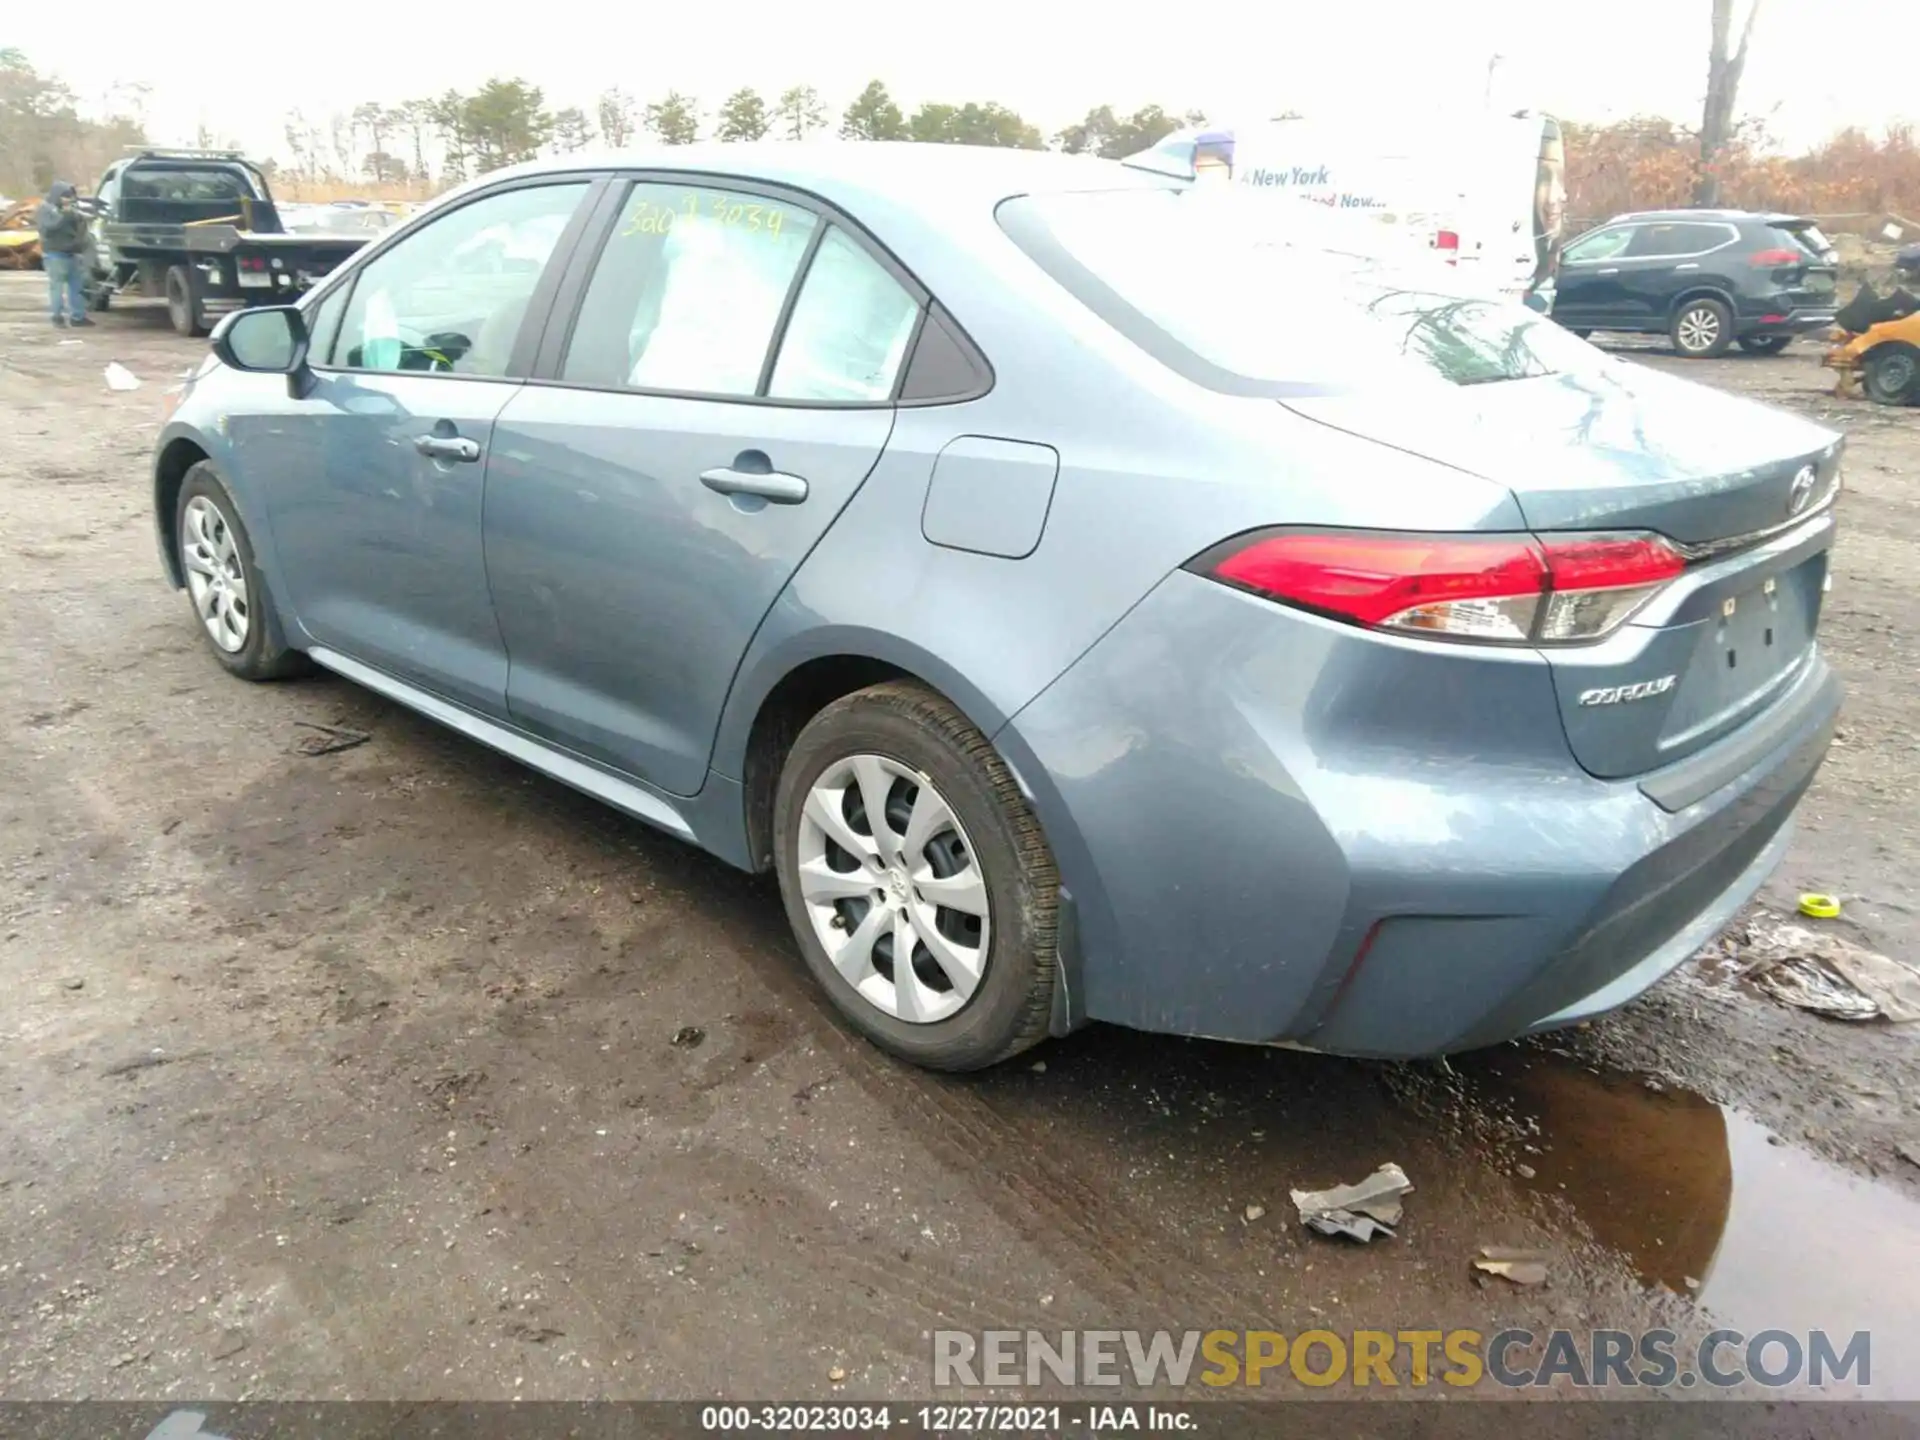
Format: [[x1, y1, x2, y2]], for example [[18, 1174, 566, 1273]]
[[1788, 465, 1818, 516], [1578, 675, 1678, 707]]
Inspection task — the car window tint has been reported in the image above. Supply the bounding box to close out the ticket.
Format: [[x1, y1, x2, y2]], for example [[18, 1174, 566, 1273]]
[[1562, 227, 1633, 263], [1625, 223, 1727, 258], [768, 226, 921, 402], [304, 282, 349, 366], [563, 182, 817, 395], [334, 182, 587, 378]]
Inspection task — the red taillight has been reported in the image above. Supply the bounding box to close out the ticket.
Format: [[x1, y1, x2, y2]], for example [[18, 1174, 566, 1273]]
[[1198, 529, 1687, 645], [1749, 247, 1803, 267], [1433, 229, 1461, 266]]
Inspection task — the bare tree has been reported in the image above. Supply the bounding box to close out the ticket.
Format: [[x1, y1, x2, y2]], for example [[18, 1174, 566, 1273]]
[[1696, 0, 1761, 205], [596, 86, 636, 148]]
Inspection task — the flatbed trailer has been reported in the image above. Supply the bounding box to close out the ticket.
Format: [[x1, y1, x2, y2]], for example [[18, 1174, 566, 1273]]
[[86, 149, 372, 336]]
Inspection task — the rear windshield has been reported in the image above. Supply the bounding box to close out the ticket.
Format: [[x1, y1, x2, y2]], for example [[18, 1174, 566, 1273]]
[[996, 185, 1603, 394], [1772, 222, 1834, 260], [122, 166, 260, 203]]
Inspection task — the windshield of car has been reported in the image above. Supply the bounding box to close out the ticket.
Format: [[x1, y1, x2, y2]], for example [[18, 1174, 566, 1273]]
[[997, 185, 1603, 393]]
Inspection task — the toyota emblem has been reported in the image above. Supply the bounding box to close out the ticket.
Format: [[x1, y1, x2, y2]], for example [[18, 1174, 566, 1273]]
[[1788, 465, 1818, 516]]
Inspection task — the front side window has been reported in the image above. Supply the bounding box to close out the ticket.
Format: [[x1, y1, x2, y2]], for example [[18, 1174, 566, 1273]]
[[1561, 226, 1634, 264], [563, 182, 818, 396], [333, 182, 588, 378], [768, 226, 921, 402]]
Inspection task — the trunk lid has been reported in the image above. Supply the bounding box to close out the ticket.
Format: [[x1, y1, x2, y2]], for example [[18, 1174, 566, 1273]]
[[1286, 360, 1843, 779]]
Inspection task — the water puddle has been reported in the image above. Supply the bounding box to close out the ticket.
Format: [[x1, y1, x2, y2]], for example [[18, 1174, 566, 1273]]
[[1464, 1051, 1920, 1397]]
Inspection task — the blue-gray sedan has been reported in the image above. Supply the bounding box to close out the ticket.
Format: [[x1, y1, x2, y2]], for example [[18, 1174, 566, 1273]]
[[151, 143, 1843, 1071]]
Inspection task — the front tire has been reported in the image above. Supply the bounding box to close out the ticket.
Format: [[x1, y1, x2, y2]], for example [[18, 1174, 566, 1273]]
[[176, 463, 310, 681], [773, 681, 1058, 1072], [1671, 297, 1734, 358], [1738, 335, 1792, 355]]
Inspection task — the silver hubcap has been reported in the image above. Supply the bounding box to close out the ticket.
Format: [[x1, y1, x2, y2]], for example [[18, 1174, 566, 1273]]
[[1678, 307, 1721, 352], [181, 495, 249, 653], [796, 754, 990, 1025]]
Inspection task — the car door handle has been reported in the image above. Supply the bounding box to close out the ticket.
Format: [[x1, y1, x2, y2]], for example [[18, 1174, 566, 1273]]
[[415, 434, 481, 463], [1674, 262, 1700, 271], [1597, 267, 1620, 275], [700, 463, 808, 504]]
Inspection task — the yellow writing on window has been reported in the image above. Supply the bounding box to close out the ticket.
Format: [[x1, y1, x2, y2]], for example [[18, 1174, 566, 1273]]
[[623, 192, 788, 240]]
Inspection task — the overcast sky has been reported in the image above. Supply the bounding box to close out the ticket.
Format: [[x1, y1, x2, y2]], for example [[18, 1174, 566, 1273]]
[[12, 0, 1912, 162]]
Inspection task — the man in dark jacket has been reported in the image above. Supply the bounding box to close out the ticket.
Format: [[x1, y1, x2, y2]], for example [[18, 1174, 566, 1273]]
[[34, 181, 94, 328]]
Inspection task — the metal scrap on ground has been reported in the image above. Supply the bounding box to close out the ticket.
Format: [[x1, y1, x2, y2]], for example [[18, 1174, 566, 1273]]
[[1738, 921, 1920, 1023], [293, 722, 371, 757], [1290, 1162, 1412, 1242], [1474, 1247, 1549, 1285]]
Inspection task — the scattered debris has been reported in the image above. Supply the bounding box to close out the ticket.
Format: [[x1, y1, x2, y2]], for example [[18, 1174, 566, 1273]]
[[293, 721, 371, 757], [1244, 1204, 1266, 1223], [1740, 922, 1920, 1023], [1291, 1163, 1411, 1242], [1799, 892, 1844, 919], [211, 1327, 248, 1360], [1514, 1163, 1536, 1180], [828, 1366, 847, 1383], [1898, 1142, 1920, 1170], [1030, 1060, 1047, 1073], [506, 1322, 565, 1344], [670, 1025, 706, 1049], [61, 977, 84, 991], [102, 1048, 208, 1078], [103, 362, 140, 392], [1473, 1247, 1548, 1286]]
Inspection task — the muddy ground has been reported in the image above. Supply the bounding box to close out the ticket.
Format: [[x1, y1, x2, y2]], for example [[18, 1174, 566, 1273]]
[[2, 272, 1919, 1412]]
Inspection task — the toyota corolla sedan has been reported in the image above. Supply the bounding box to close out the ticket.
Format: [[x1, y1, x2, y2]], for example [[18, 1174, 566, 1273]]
[[152, 143, 1843, 1072]]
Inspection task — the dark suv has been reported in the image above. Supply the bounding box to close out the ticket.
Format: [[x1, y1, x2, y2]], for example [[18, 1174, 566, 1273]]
[[1552, 209, 1838, 358]]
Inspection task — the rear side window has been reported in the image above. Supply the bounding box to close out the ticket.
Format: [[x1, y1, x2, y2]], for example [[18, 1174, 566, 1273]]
[[767, 226, 922, 402], [563, 182, 817, 396], [1624, 223, 1732, 258]]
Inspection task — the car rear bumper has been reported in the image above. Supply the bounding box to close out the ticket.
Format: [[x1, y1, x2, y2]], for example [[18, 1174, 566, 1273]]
[[999, 570, 1839, 1058], [1743, 307, 1837, 337]]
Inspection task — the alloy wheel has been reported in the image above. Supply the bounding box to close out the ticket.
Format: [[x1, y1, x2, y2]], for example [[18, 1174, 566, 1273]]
[[795, 753, 991, 1025], [181, 495, 250, 653], [1676, 306, 1721, 354]]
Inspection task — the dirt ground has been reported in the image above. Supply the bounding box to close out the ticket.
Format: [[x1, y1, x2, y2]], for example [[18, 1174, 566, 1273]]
[[2, 272, 1919, 1409]]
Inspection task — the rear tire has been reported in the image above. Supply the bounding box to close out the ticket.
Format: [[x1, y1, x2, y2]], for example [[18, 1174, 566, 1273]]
[[1563, 326, 1592, 339], [165, 264, 208, 338], [1863, 343, 1920, 405], [176, 462, 311, 681], [773, 681, 1058, 1072], [1670, 297, 1734, 358], [1738, 335, 1792, 355]]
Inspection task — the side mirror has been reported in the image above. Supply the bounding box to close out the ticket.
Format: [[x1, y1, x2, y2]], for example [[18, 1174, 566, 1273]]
[[211, 305, 313, 398]]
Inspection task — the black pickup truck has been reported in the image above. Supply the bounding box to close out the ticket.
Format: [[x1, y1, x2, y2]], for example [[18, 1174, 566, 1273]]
[[85, 149, 376, 336]]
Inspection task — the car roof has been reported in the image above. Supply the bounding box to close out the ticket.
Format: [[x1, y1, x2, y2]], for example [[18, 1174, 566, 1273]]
[[1605, 208, 1806, 226], [452, 142, 1164, 217]]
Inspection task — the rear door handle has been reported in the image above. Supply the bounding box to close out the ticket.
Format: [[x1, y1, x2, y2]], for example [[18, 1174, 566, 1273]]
[[415, 434, 481, 463], [700, 460, 808, 504], [1597, 267, 1620, 275]]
